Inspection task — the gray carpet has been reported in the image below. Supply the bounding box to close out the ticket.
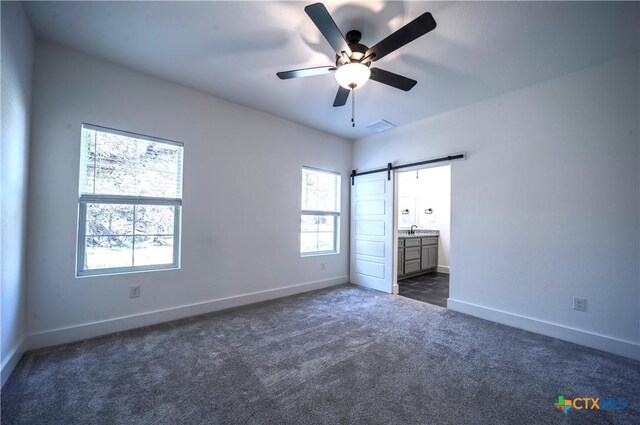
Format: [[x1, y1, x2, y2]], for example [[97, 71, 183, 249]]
[[1, 285, 638, 424]]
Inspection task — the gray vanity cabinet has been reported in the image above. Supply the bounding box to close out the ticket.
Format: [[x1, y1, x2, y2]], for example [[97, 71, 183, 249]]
[[421, 237, 438, 270], [404, 247, 420, 261], [421, 245, 438, 270], [398, 235, 438, 280], [397, 239, 404, 275]]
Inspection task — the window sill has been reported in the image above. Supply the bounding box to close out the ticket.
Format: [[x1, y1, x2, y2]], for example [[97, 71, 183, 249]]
[[76, 264, 180, 278], [300, 251, 339, 258]]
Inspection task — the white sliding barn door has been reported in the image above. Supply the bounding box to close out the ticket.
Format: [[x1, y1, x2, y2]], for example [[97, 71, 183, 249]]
[[350, 172, 395, 293]]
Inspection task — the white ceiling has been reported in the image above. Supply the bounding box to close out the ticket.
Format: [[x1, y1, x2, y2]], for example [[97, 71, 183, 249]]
[[23, 1, 639, 140]]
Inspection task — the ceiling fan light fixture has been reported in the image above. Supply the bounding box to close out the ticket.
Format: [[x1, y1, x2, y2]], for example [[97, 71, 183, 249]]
[[335, 62, 371, 89]]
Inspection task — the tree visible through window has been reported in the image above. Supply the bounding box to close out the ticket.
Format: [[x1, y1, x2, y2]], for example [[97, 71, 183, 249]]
[[301, 167, 340, 255], [77, 124, 184, 276]]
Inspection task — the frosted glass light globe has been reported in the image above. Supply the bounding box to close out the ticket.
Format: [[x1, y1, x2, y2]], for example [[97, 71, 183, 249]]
[[335, 63, 371, 89]]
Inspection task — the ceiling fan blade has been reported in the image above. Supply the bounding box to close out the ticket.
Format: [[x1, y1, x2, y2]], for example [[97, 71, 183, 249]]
[[305, 3, 352, 57], [277, 66, 336, 80], [333, 86, 350, 107], [369, 68, 417, 91], [366, 12, 436, 62]]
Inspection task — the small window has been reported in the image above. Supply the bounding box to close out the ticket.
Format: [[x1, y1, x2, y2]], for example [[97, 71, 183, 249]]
[[76, 124, 184, 276], [301, 167, 340, 255]]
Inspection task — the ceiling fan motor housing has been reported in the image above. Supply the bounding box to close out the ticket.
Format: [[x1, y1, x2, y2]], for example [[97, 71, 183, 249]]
[[336, 30, 369, 66]]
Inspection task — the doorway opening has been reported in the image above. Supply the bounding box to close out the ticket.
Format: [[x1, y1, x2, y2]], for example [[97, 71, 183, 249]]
[[394, 165, 451, 307]]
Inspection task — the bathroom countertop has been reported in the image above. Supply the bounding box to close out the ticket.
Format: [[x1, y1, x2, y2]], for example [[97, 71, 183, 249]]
[[398, 230, 439, 238]]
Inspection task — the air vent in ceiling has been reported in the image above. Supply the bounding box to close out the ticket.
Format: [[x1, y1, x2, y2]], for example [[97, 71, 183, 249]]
[[366, 119, 396, 133]]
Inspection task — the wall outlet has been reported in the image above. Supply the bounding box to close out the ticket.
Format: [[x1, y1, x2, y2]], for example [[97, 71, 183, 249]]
[[129, 285, 140, 298], [321, 262, 325, 271], [573, 296, 586, 312]]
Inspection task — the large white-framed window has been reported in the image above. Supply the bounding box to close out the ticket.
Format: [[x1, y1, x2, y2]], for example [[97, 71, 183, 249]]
[[76, 124, 184, 277], [301, 167, 340, 255]]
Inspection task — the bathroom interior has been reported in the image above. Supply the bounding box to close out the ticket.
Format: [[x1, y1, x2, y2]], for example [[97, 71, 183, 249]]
[[397, 165, 451, 307]]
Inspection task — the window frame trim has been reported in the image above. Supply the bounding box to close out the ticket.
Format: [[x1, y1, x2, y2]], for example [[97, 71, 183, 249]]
[[76, 200, 182, 278], [300, 211, 340, 257], [81, 122, 184, 148], [79, 194, 182, 206], [300, 166, 341, 256], [76, 124, 184, 278]]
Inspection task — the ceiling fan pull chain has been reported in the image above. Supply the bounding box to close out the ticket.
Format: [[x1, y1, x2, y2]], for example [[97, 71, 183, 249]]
[[351, 88, 355, 127]]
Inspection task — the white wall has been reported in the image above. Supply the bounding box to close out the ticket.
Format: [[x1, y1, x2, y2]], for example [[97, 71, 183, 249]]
[[353, 54, 640, 359], [397, 166, 451, 272], [1, 2, 35, 385], [26, 41, 352, 348]]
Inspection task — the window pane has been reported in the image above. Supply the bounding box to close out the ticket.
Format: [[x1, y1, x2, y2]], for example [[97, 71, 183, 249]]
[[316, 172, 337, 211], [85, 236, 133, 269], [317, 215, 334, 232], [317, 190, 335, 211], [80, 125, 183, 198], [134, 205, 175, 236], [301, 168, 339, 212], [301, 232, 319, 254], [301, 215, 318, 232], [80, 128, 97, 194], [301, 186, 308, 210], [304, 189, 318, 210], [86, 203, 133, 236], [317, 232, 335, 252], [133, 236, 174, 266], [301, 169, 317, 210], [301, 215, 334, 233], [81, 204, 177, 272], [300, 215, 336, 253]]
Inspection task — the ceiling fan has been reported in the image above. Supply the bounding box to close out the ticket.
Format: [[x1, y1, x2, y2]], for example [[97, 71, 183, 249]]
[[277, 2, 437, 124]]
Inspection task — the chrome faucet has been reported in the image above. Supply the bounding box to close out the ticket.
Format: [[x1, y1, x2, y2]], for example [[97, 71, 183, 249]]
[[410, 225, 418, 235]]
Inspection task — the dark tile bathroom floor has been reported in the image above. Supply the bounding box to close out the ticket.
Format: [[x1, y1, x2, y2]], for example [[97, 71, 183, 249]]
[[398, 272, 449, 307]]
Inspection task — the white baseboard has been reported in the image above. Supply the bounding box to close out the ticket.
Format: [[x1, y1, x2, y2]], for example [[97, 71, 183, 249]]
[[28, 276, 347, 350], [447, 298, 640, 361], [437, 265, 449, 274], [1, 336, 27, 388]]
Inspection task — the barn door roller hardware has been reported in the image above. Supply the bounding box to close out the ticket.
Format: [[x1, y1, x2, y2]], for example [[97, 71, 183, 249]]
[[350, 153, 466, 185]]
